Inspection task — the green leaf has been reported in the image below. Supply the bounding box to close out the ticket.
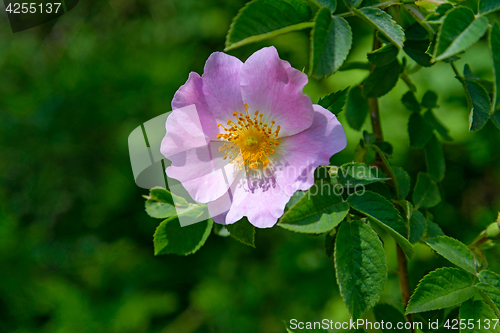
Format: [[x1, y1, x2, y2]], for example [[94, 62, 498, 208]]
[[477, 270, 500, 317], [345, 85, 369, 130], [337, 162, 389, 187], [479, 270, 500, 288], [427, 221, 445, 237], [490, 23, 500, 116], [409, 113, 434, 148], [392, 166, 410, 200], [335, 220, 387, 319], [466, 76, 492, 132], [309, 9, 352, 78], [493, 111, 500, 130], [317, 87, 349, 115], [422, 91, 438, 109], [406, 267, 477, 314], [347, 191, 414, 258], [226, 218, 255, 247], [153, 207, 213, 256], [279, 183, 349, 234], [362, 60, 401, 98], [433, 7, 488, 62], [410, 210, 428, 244], [373, 141, 393, 157], [354, 8, 405, 49], [342, 0, 362, 9], [213, 223, 230, 237], [424, 236, 476, 274], [145, 187, 187, 219], [402, 91, 422, 113], [367, 44, 399, 67], [413, 172, 441, 209], [225, 0, 314, 51], [373, 304, 409, 333], [424, 134, 446, 182], [460, 300, 500, 332], [339, 61, 371, 71], [316, 0, 337, 12], [477, 283, 500, 318], [479, 0, 500, 16], [325, 229, 336, 258], [424, 110, 453, 141], [404, 40, 433, 67], [393, 166, 411, 200]]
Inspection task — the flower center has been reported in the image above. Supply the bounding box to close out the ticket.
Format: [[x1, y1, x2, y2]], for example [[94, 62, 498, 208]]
[[217, 104, 280, 170]]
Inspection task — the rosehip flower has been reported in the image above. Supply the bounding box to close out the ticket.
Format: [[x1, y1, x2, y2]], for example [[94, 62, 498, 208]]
[[161, 46, 346, 228]]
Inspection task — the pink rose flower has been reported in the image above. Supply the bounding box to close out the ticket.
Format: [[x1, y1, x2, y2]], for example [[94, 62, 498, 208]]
[[161, 46, 347, 228]]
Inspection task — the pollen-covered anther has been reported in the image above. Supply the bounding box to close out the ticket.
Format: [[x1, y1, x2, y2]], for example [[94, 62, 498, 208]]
[[217, 103, 280, 170]]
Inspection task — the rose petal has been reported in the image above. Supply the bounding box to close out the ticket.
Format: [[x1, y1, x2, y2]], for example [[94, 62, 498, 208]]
[[207, 187, 233, 225], [172, 52, 246, 140], [273, 104, 347, 195], [165, 142, 243, 203], [161, 104, 210, 159], [240, 46, 314, 137], [225, 172, 292, 228]]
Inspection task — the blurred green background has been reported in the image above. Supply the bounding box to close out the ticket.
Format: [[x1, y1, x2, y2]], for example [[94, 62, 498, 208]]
[[1, 0, 500, 332]]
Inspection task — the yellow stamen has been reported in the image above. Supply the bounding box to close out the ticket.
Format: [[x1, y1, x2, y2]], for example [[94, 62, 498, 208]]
[[217, 104, 280, 170]]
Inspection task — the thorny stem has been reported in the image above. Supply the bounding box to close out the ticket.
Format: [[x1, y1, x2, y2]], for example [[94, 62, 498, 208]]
[[368, 30, 415, 333]]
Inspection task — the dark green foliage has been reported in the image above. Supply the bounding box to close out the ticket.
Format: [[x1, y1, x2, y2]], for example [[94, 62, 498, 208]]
[[362, 60, 401, 98], [345, 85, 369, 130], [226, 218, 256, 247]]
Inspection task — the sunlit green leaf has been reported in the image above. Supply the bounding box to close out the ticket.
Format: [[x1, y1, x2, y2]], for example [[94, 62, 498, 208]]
[[309, 8, 352, 78], [406, 268, 477, 314], [335, 220, 387, 319], [279, 183, 349, 234], [225, 0, 314, 51], [316, 0, 337, 12], [154, 207, 213, 256], [427, 221, 445, 238], [145, 187, 187, 219], [354, 8, 405, 49], [348, 191, 414, 258], [460, 300, 500, 332], [424, 236, 476, 274], [479, 0, 500, 16], [433, 7, 488, 62]]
